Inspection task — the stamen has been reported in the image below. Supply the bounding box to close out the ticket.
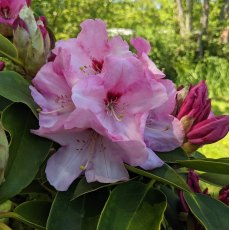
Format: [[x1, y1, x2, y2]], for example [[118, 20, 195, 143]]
[[0, 7, 10, 19], [79, 131, 98, 171], [92, 59, 104, 73]]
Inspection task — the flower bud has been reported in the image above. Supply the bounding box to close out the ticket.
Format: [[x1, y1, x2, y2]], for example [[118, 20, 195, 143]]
[[187, 170, 202, 193], [219, 185, 229, 206], [0, 61, 5, 71], [13, 6, 51, 77], [186, 115, 229, 145], [177, 81, 211, 129], [179, 170, 208, 213]]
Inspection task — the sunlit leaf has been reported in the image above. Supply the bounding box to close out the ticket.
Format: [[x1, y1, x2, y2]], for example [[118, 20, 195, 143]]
[[184, 192, 229, 230], [176, 159, 228, 174]]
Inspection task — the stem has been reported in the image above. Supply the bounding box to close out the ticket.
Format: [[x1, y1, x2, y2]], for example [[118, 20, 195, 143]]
[[0, 222, 13, 230]]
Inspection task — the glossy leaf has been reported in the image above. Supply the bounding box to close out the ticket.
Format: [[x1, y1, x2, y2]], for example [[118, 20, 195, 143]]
[[97, 181, 167, 230], [47, 183, 108, 230], [0, 223, 12, 230], [160, 186, 184, 230], [183, 192, 229, 230], [199, 173, 229, 187], [0, 201, 51, 229], [0, 103, 52, 202], [73, 176, 139, 200], [15, 201, 51, 229], [126, 164, 191, 192], [156, 148, 188, 163], [0, 71, 38, 116], [176, 159, 229, 174], [0, 34, 18, 58], [0, 34, 22, 66], [0, 96, 11, 111], [0, 122, 9, 184]]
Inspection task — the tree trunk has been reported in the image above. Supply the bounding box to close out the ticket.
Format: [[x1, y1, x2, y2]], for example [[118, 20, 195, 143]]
[[197, 0, 209, 58], [185, 0, 193, 35], [175, 0, 186, 37], [220, 0, 229, 21]]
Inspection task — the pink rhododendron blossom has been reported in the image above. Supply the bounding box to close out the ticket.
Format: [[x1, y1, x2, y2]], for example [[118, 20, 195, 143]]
[[51, 19, 132, 85], [30, 18, 174, 190], [145, 115, 184, 152], [65, 56, 167, 141], [144, 79, 184, 152], [30, 52, 75, 131], [0, 0, 29, 26], [33, 128, 163, 191]]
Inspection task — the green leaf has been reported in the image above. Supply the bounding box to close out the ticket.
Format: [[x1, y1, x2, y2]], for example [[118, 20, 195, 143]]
[[0, 34, 18, 58], [0, 122, 9, 184], [0, 103, 52, 202], [160, 185, 185, 230], [0, 96, 11, 111], [0, 34, 22, 66], [156, 148, 188, 163], [14, 201, 51, 229], [126, 164, 191, 192], [199, 173, 229, 187], [183, 192, 229, 230], [73, 176, 139, 200], [0, 201, 51, 229], [0, 71, 38, 116], [0, 222, 12, 230], [176, 159, 229, 174], [47, 184, 109, 230], [97, 181, 167, 230]]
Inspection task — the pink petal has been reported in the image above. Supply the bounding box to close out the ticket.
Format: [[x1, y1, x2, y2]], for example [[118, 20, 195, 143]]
[[46, 145, 89, 191], [85, 135, 129, 183], [144, 115, 185, 152], [152, 79, 177, 117], [108, 36, 131, 57], [139, 148, 164, 170], [77, 19, 108, 60], [130, 37, 151, 56]]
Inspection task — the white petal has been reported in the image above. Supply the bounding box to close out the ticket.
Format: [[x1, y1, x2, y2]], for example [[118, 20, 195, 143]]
[[85, 136, 129, 183], [45, 145, 89, 191], [140, 148, 164, 170]]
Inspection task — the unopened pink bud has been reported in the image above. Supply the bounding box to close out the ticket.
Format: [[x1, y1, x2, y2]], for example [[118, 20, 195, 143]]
[[0, 61, 5, 71], [177, 81, 211, 125], [187, 115, 229, 145], [187, 170, 202, 193], [219, 185, 229, 206]]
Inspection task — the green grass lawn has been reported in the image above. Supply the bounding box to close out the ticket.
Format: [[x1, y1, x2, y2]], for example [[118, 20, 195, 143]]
[[199, 99, 229, 159]]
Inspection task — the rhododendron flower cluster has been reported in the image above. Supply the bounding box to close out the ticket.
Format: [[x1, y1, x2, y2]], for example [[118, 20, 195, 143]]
[[30, 19, 185, 191]]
